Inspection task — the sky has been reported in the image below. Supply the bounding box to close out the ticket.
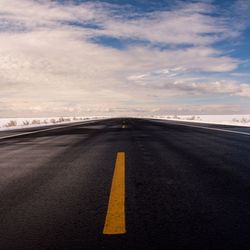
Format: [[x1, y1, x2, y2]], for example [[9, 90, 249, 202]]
[[0, 0, 250, 117]]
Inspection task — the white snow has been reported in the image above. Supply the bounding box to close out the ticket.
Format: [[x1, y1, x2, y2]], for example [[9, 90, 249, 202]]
[[1, 115, 250, 131], [0, 116, 105, 131], [153, 114, 250, 127]]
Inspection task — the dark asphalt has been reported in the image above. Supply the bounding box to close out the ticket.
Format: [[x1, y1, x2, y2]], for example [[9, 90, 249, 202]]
[[0, 118, 250, 250]]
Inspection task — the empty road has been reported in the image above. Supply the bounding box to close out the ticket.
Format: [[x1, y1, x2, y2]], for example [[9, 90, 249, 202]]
[[0, 118, 250, 250]]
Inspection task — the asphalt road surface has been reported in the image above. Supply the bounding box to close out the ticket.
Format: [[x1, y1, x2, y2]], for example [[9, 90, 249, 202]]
[[0, 118, 250, 250]]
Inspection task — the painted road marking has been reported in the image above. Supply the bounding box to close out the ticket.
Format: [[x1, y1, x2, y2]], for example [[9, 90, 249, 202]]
[[103, 152, 126, 235], [122, 120, 126, 129]]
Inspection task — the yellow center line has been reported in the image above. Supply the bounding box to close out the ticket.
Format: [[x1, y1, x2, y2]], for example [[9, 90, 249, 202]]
[[103, 152, 126, 235]]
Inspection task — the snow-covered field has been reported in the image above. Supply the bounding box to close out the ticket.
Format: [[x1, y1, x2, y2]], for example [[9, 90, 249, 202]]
[[154, 114, 250, 127], [0, 117, 104, 131], [1, 115, 250, 131]]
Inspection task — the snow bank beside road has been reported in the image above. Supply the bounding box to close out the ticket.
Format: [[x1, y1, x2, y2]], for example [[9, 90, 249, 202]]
[[154, 115, 250, 127], [0, 117, 104, 131], [1, 115, 250, 130]]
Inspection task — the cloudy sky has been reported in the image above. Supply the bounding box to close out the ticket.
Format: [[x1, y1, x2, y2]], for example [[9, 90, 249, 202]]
[[0, 0, 250, 117]]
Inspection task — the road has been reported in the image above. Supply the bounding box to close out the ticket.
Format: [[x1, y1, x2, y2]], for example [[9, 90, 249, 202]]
[[0, 118, 250, 250]]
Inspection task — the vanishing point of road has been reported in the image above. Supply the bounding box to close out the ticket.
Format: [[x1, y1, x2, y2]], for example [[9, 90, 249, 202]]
[[0, 118, 250, 250]]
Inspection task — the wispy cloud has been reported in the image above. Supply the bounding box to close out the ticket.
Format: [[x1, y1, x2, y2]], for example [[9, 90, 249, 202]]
[[0, 0, 249, 116]]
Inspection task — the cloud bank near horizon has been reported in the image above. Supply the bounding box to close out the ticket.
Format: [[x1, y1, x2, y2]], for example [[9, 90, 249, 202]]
[[0, 0, 250, 116]]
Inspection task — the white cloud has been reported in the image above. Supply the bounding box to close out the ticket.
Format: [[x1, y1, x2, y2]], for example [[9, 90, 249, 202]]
[[100, 4, 235, 46], [128, 70, 250, 97], [0, 0, 249, 116]]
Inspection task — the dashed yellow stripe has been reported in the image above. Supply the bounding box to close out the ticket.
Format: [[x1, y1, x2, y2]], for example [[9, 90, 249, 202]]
[[103, 152, 126, 234]]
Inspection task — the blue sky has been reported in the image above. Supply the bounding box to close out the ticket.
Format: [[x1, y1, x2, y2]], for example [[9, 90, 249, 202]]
[[0, 0, 249, 116]]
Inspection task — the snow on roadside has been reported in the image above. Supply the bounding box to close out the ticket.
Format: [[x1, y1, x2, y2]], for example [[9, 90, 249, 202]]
[[1, 115, 250, 130], [0, 116, 105, 131], [153, 114, 250, 127]]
